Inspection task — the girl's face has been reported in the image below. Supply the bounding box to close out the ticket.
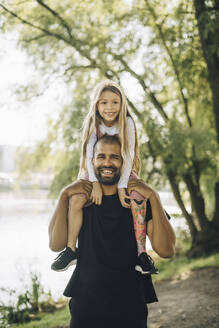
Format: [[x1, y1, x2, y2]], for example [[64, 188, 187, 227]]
[[97, 90, 121, 127]]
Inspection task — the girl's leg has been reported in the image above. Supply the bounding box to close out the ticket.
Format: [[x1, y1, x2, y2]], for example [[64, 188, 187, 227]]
[[130, 190, 147, 255], [51, 193, 88, 272], [130, 188, 158, 274], [67, 194, 87, 251]]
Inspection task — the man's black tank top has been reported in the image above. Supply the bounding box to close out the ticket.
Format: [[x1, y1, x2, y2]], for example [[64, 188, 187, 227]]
[[64, 193, 158, 328]]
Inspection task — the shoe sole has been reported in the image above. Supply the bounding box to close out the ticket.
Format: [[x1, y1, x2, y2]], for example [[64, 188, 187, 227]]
[[51, 259, 77, 272], [135, 265, 159, 275]]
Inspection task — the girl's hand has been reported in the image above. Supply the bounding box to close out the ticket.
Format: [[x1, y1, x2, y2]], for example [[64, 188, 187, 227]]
[[127, 179, 155, 199], [61, 179, 92, 200], [90, 181, 103, 205], [118, 188, 131, 209]]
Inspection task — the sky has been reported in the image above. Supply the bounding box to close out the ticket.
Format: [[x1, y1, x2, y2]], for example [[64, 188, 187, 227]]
[[0, 34, 60, 147]]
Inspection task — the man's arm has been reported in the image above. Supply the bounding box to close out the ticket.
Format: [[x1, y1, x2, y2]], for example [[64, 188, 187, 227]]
[[48, 180, 92, 252], [128, 179, 176, 258]]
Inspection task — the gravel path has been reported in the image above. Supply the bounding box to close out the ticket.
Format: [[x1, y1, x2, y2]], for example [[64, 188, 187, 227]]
[[148, 267, 219, 328]]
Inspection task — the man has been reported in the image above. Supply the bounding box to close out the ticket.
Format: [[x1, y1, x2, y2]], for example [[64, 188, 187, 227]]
[[49, 135, 175, 328]]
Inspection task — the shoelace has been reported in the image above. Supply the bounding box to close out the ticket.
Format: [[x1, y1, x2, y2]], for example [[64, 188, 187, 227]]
[[147, 254, 155, 264], [54, 248, 73, 261], [54, 250, 66, 260]]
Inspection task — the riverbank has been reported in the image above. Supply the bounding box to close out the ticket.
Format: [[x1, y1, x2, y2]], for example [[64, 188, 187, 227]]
[[8, 253, 219, 328]]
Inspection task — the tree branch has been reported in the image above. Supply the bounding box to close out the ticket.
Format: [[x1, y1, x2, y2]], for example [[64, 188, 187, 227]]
[[36, 0, 73, 39], [126, 97, 144, 121], [147, 139, 159, 175], [111, 53, 169, 121], [145, 0, 193, 128], [21, 33, 46, 42], [64, 64, 98, 74], [0, 3, 101, 72], [167, 171, 198, 238], [144, 1, 203, 188], [0, 4, 73, 46]]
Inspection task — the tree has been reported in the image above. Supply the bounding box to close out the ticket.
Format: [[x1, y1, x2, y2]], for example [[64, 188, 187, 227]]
[[194, 0, 219, 143], [193, 0, 219, 232], [1, 0, 218, 256]]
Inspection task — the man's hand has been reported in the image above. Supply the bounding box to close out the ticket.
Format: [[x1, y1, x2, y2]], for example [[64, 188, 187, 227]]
[[61, 180, 93, 200], [127, 178, 156, 200], [118, 188, 131, 208], [90, 181, 103, 205]]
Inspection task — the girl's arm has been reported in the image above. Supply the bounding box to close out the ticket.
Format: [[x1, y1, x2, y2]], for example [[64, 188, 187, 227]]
[[117, 117, 135, 189], [86, 130, 98, 182]]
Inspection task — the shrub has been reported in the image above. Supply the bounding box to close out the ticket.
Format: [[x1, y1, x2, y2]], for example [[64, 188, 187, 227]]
[[0, 272, 55, 325]]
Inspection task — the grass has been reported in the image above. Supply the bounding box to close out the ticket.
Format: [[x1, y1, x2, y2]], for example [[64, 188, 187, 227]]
[[152, 252, 219, 282], [10, 252, 219, 327], [11, 305, 70, 328]]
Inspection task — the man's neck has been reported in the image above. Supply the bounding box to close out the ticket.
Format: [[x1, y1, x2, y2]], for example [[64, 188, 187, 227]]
[[101, 184, 117, 196]]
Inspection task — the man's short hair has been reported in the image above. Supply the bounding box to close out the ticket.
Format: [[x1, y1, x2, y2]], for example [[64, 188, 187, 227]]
[[93, 134, 121, 156]]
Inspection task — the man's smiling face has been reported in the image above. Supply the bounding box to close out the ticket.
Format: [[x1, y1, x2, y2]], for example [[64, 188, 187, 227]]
[[93, 140, 122, 185]]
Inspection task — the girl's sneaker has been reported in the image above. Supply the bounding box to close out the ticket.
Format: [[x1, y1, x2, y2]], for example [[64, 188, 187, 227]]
[[51, 247, 78, 272], [135, 252, 159, 274]]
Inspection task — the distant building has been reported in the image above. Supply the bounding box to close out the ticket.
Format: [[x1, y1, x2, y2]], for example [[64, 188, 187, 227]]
[[0, 144, 53, 190], [0, 145, 17, 172]]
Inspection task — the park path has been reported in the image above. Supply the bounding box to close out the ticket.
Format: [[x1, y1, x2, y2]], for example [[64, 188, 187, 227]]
[[148, 267, 219, 328]]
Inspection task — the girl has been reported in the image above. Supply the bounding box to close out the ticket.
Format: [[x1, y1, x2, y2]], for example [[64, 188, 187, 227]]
[[51, 80, 158, 274]]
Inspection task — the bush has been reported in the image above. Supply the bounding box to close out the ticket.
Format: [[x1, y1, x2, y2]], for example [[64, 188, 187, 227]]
[[174, 226, 192, 255], [0, 272, 56, 326]]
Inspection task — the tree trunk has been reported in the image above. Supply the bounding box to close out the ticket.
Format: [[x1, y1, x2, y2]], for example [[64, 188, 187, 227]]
[[167, 170, 219, 257], [212, 181, 219, 229], [194, 0, 219, 144], [167, 171, 198, 239], [183, 173, 210, 230], [187, 227, 219, 257]]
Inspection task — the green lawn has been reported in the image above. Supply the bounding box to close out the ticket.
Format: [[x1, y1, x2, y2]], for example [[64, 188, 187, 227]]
[[153, 252, 219, 282], [12, 305, 70, 328]]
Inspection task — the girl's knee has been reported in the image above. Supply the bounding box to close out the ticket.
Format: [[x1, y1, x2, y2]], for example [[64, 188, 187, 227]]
[[69, 194, 87, 210]]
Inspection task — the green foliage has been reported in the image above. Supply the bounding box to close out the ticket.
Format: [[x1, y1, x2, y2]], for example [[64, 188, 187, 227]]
[[11, 305, 69, 328], [174, 226, 192, 255], [0, 272, 55, 326], [197, 1, 219, 57], [156, 252, 219, 282], [49, 148, 81, 197], [1, 0, 219, 251]]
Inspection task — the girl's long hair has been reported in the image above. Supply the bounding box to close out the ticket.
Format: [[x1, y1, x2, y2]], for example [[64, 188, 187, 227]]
[[78, 80, 141, 178]]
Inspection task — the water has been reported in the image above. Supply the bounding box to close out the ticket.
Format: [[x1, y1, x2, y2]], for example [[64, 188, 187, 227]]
[[0, 190, 73, 303], [0, 189, 187, 304]]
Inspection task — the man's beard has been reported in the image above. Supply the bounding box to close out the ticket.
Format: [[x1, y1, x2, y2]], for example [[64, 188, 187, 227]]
[[94, 165, 121, 185]]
